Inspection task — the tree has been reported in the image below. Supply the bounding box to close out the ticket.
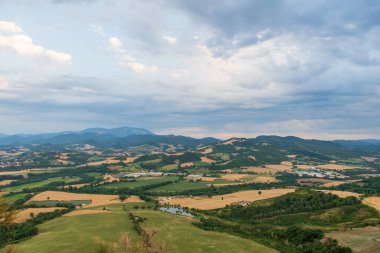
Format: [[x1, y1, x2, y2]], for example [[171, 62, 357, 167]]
[[258, 191, 262, 196], [0, 197, 16, 226]]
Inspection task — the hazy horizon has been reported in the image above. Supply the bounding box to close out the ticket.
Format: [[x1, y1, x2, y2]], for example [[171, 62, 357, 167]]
[[1, 0, 380, 139]]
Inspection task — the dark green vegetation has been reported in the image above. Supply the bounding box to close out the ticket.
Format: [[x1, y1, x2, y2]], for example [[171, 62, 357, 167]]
[[1, 133, 380, 252], [196, 190, 379, 253]]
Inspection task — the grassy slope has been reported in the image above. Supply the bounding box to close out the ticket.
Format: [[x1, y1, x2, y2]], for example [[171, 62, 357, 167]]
[[6, 204, 277, 253]]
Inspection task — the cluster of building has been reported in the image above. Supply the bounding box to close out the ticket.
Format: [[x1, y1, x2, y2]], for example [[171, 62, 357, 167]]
[[292, 167, 348, 179]]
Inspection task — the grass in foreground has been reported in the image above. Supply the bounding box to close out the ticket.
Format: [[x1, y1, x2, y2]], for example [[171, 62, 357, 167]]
[[3, 204, 277, 253]]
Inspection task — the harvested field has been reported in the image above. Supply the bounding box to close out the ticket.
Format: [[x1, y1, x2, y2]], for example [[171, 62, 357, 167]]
[[201, 156, 216, 163], [200, 148, 213, 154], [166, 152, 185, 156], [244, 166, 279, 174], [199, 177, 217, 182], [0, 180, 16, 186], [221, 173, 247, 181], [63, 209, 111, 217], [296, 165, 314, 169], [86, 158, 120, 166], [363, 197, 380, 212], [123, 156, 140, 164], [316, 164, 360, 170], [15, 208, 65, 223], [180, 162, 193, 167], [281, 161, 293, 166], [108, 165, 124, 170], [287, 155, 297, 158], [326, 226, 380, 253], [159, 188, 295, 210], [26, 191, 143, 208], [0, 170, 27, 176], [361, 156, 378, 162], [318, 190, 361, 198], [297, 178, 353, 187], [252, 176, 279, 183], [103, 174, 119, 183], [265, 164, 293, 171]]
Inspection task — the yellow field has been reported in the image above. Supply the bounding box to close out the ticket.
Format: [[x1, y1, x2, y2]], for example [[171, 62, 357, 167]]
[[297, 178, 352, 187], [221, 173, 247, 181], [200, 148, 213, 154], [264, 164, 293, 171], [361, 156, 378, 162], [201, 156, 216, 163], [296, 165, 314, 169], [244, 166, 279, 174], [318, 190, 361, 198], [0, 170, 27, 176], [316, 164, 360, 170], [363, 197, 380, 212], [180, 162, 193, 168], [287, 155, 297, 158], [123, 156, 140, 164], [86, 158, 121, 166], [63, 209, 111, 217], [15, 208, 65, 223], [281, 161, 293, 166], [0, 180, 16, 186], [159, 188, 295, 210], [26, 191, 143, 208], [252, 176, 279, 183]]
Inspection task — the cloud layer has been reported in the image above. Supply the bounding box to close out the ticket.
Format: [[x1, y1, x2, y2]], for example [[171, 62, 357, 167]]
[[0, 0, 379, 139]]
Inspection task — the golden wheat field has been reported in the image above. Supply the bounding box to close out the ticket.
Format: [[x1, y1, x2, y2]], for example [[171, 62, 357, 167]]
[[15, 208, 65, 223], [363, 197, 380, 212], [26, 191, 143, 208], [159, 188, 295, 210]]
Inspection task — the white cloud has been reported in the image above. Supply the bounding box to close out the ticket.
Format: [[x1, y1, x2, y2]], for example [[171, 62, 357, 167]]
[[162, 35, 177, 45], [0, 76, 9, 89], [0, 21, 23, 33], [108, 36, 158, 74], [0, 21, 72, 64]]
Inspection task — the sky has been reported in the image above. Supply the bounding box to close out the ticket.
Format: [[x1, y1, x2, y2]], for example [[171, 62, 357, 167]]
[[0, 0, 380, 139]]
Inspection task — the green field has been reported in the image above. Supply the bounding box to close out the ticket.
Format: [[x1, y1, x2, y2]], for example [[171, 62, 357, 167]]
[[4, 177, 81, 193], [4, 193, 29, 204], [148, 179, 235, 193], [99, 176, 178, 189], [5, 204, 277, 253]]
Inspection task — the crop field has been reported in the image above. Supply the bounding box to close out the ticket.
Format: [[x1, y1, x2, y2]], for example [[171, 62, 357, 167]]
[[26, 191, 143, 208], [200, 156, 216, 163], [100, 176, 179, 189], [0, 180, 16, 186], [3, 177, 81, 193], [326, 226, 380, 253], [15, 207, 65, 223], [318, 190, 361, 198], [264, 164, 293, 171], [159, 188, 295, 210], [316, 164, 361, 170], [243, 166, 281, 174], [363, 197, 380, 212]]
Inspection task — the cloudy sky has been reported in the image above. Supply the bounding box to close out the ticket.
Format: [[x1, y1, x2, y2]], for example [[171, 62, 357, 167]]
[[0, 0, 380, 139]]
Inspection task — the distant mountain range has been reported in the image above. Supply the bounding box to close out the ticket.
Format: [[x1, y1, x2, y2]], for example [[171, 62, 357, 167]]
[[0, 127, 379, 154], [0, 126, 219, 148], [0, 126, 154, 145]]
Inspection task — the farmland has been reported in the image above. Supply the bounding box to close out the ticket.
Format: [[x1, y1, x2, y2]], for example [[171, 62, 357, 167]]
[[1, 134, 380, 253]]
